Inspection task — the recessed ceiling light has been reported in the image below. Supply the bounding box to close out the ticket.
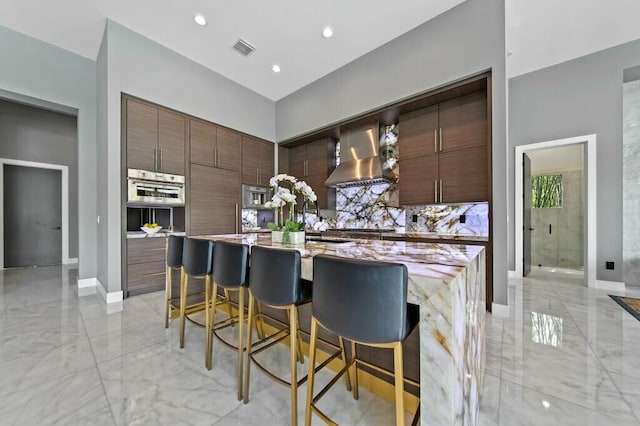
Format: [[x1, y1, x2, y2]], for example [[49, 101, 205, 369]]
[[322, 26, 334, 38], [194, 14, 207, 26], [272, 64, 281, 73]]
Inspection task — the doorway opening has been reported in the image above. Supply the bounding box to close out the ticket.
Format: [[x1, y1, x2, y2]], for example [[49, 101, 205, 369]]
[[0, 159, 70, 268], [515, 135, 597, 288]]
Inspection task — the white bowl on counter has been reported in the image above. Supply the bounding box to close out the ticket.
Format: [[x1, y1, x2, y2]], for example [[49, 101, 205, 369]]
[[141, 226, 163, 234]]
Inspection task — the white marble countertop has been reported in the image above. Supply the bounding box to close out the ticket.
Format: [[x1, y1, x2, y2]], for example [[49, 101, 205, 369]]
[[195, 233, 484, 282], [126, 231, 186, 239]]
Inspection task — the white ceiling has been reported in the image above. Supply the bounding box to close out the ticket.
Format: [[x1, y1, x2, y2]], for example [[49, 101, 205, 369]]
[[528, 144, 584, 173], [0, 0, 465, 100], [3, 1, 640, 98], [507, 0, 640, 77]]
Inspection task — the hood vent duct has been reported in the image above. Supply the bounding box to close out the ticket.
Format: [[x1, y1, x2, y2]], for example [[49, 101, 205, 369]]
[[325, 123, 399, 188]]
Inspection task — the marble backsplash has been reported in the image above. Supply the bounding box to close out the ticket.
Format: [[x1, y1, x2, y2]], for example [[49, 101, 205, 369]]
[[333, 182, 488, 235], [405, 202, 489, 236], [335, 183, 405, 229]]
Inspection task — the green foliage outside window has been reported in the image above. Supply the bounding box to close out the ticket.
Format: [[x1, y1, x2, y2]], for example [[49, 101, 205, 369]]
[[532, 174, 563, 208]]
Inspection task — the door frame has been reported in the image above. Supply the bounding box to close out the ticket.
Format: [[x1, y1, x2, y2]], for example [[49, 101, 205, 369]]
[[0, 158, 74, 268], [514, 134, 596, 288]]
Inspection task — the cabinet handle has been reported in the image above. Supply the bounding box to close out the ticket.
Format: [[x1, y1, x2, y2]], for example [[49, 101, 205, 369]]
[[256, 169, 259, 184], [434, 180, 438, 203], [159, 149, 163, 171], [434, 129, 438, 153], [154, 148, 158, 171], [439, 179, 443, 203], [439, 128, 443, 152], [216, 148, 219, 167], [235, 203, 239, 234], [147, 272, 166, 277]]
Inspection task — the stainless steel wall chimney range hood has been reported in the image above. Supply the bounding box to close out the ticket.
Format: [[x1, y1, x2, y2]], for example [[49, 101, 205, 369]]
[[324, 123, 398, 188]]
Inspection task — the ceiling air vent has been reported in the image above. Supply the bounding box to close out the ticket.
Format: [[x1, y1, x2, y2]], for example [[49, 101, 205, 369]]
[[233, 39, 255, 56]]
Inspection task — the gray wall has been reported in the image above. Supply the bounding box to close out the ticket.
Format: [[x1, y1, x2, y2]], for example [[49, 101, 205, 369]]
[[100, 21, 276, 292], [276, 0, 508, 305], [0, 100, 78, 258], [0, 25, 97, 280], [96, 24, 109, 287], [509, 37, 640, 283]]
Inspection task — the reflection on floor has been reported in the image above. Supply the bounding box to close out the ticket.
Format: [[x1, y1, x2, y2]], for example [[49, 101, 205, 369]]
[[2, 265, 640, 425]]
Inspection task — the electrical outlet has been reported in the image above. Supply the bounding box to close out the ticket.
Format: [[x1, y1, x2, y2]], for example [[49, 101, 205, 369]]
[[412, 214, 418, 223], [606, 261, 615, 270], [460, 214, 466, 224]]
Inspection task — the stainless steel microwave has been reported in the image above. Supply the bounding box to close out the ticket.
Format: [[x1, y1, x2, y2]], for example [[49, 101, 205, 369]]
[[242, 184, 271, 209], [127, 169, 185, 206]]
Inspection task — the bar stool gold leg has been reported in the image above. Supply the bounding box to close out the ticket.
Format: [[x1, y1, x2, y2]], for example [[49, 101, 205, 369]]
[[339, 337, 352, 391], [179, 269, 188, 349], [351, 341, 359, 400], [393, 342, 405, 426], [224, 289, 234, 323], [205, 275, 211, 367], [243, 292, 255, 404], [165, 267, 172, 329], [290, 306, 299, 426], [206, 282, 218, 370], [304, 317, 319, 426], [256, 301, 266, 339], [236, 288, 245, 400], [294, 307, 304, 364]]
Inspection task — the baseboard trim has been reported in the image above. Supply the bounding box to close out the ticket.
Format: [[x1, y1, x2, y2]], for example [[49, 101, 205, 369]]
[[77, 277, 97, 288], [491, 303, 509, 318], [508, 270, 517, 278], [80, 277, 123, 303], [595, 280, 625, 291]]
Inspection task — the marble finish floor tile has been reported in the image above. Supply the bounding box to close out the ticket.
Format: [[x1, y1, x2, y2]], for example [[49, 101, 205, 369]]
[[3, 265, 640, 425]]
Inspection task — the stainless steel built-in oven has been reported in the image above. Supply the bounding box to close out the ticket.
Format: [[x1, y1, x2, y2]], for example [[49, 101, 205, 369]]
[[127, 169, 185, 206], [242, 184, 271, 209]]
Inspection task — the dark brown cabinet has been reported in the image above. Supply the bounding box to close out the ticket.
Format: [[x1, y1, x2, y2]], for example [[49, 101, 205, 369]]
[[241, 136, 274, 186], [126, 99, 185, 175], [278, 145, 289, 175], [288, 139, 336, 209], [126, 237, 167, 296], [189, 120, 241, 172], [399, 91, 488, 205], [189, 163, 240, 236]]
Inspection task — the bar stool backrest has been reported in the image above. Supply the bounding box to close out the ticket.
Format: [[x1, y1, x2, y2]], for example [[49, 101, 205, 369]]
[[249, 246, 303, 306], [182, 238, 213, 277], [213, 241, 249, 289], [167, 236, 185, 268], [312, 255, 409, 344]]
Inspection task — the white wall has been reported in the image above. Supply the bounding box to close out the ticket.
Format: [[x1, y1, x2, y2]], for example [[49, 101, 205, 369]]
[[100, 20, 276, 292], [0, 25, 97, 279]]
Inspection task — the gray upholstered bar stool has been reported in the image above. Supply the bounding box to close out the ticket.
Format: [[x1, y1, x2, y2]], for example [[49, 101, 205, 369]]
[[305, 255, 419, 426], [179, 238, 213, 349], [205, 240, 250, 401], [165, 235, 184, 328], [244, 245, 343, 426]]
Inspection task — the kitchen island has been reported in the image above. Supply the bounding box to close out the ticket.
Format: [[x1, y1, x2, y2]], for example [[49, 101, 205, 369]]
[[198, 233, 486, 426]]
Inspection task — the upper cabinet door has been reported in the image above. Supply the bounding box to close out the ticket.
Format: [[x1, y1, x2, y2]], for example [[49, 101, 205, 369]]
[[126, 100, 158, 171], [278, 145, 289, 175], [258, 141, 274, 185], [189, 120, 216, 166], [306, 139, 330, 177], [288, 145, 306, 179], [158, 110, 185, 175], [241, 136, 260, 185], [216, 127, 241, 172], [399, 105, 439, 159], [439, 146, 489, 203], [399, 154, 439, 206], [438, 91, 487, 153]]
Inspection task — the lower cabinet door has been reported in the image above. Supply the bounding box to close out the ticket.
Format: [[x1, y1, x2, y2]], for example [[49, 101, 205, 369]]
[[127, 260, 165, 295]]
